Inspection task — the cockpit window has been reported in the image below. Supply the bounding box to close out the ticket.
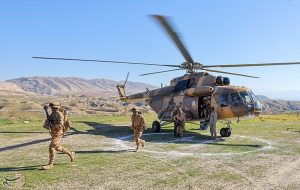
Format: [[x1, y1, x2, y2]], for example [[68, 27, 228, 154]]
[[239, 91, 252, 104], [220, 94, 230, 107], [248, 91, 258, 102], [231, 93, 243, 106]]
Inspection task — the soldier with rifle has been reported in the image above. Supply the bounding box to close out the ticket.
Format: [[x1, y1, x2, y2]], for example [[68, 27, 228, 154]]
[[42, 102, 75, 170], [173, 109, 186, 138]]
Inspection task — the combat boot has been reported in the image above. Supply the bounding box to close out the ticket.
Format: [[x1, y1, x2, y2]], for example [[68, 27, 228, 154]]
[[69, 151, 75, 162], [135, 146, 139, 152], [141, 140, 145, 147], [42, 163, 53, 170]]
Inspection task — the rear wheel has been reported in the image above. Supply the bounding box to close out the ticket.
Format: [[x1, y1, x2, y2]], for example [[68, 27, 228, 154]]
[[152, 121, 161, 133]]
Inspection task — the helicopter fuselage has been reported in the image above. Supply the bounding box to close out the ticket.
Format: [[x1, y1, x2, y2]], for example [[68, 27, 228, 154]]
[[119, 72, 263, 122]]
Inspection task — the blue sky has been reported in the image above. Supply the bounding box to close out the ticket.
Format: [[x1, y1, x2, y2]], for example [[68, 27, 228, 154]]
[[1, 1, 300, 98]]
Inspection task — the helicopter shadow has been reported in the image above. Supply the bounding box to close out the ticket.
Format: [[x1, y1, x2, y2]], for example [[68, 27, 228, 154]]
[[76, 121, 210, 143], [76, 121, 262, 149]]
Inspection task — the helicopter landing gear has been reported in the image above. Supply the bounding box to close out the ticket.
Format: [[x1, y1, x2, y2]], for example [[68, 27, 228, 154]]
[[220, 121, 232, 137], [152, 121, 161, 133]]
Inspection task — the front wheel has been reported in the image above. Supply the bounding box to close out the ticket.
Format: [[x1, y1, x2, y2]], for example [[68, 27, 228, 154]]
[[152, 121, 161, 133], [220, 128, 228, 137], [220, 128, 231, 137]]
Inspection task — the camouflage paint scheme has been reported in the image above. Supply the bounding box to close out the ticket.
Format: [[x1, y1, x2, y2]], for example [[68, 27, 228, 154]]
[[117, 72, 262, 122]]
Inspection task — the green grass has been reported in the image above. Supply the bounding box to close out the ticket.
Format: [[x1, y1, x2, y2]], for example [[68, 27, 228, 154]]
[[1, 113, 300, 189]]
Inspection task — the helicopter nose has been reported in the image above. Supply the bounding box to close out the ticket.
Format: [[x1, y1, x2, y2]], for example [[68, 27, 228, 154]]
[[245, 101, 263, 116], [245, 104, 255, 115], [254, 100, 263, 115]]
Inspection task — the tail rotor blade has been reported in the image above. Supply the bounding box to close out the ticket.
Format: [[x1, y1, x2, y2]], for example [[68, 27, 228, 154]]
[[123, 72, 130, 86]]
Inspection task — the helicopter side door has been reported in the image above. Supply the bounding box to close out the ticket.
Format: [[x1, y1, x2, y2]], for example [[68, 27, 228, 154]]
[[198, 95, 211, 120]]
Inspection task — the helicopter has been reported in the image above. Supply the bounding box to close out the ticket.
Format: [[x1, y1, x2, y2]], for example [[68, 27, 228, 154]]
[[33, 15, 300, 137]]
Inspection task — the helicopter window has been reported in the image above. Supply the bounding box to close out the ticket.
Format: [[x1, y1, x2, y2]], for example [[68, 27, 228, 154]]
[[186, 78, 195, 88], [173, 79, 192, 92], [239, 91, 252, 104], [220, 94, 230, 107], [231, 93, 243, 106], [248, 91, 258, 102]]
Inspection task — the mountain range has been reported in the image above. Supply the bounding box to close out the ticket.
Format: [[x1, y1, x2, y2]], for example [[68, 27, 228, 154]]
[[6, 77, 157, 96], [1, 76, 300, 114]]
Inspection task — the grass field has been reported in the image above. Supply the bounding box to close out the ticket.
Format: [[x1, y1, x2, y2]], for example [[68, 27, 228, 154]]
[[0, 113, 300, 189]]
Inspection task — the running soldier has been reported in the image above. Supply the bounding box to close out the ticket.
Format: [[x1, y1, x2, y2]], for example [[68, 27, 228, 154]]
[[131, 108, 147, 151], [42, 102, 75, 170]]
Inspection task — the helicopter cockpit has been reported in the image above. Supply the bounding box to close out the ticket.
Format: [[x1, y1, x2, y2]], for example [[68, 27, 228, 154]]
[[233, 91, 262, 115], [213, 86, 263, 119]]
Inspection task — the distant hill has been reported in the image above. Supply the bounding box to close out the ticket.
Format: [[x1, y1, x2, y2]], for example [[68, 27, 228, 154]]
[[256, 95, 300, 114], [6, 77, 157, 96]]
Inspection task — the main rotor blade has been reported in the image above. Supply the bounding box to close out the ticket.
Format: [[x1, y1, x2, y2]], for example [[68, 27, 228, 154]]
[[204, 62, 300, 68], [32, 56, 179, 68], [140, 69, 182, 76], [201, 68, 259, 78], [152, 15, 194, 64]]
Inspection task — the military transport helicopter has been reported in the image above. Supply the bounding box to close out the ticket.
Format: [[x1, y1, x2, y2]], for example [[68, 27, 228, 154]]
[[33, 15, 300, 137]]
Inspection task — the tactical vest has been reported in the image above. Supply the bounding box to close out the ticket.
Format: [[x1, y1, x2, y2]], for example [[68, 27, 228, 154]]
[[49, 112, 64, 129]]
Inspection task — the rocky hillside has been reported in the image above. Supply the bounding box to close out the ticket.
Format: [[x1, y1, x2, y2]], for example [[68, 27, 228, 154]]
[[6, 77, 157, 96], [0, 82, 25, 92]]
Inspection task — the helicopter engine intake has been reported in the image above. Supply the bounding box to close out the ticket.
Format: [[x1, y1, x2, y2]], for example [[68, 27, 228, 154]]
[[184, 86, 214, 97]]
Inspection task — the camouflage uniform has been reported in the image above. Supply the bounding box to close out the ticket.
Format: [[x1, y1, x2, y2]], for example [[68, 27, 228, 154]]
[[209, 107, 218, 138], [131, 108, 146, 151], [173, 110, 186, 137], [203, 97, 211, 121], [42, 102, 74, 170], [172, 105, 182, 136]]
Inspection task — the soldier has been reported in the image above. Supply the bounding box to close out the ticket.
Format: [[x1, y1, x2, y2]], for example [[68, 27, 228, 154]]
[[204, 97, 211, 121], [42, 102, 75, 170], [209, 106, 218, 139], [172, 104, 182, 136], [172, 105, 182, 118], [173, 109, 186, 137], [131, 108, 147, 151]]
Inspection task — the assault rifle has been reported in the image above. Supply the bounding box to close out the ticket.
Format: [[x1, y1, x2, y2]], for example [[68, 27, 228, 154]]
[[43, 105, 51, 129]]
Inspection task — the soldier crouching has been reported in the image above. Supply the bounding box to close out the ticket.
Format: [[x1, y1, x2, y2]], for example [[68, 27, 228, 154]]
[[42, 102, 75, 170], [131, 108, 147, 151]]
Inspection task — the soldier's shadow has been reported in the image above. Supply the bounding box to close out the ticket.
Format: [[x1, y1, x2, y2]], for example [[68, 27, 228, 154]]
[[0, 165, 43, 172]]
